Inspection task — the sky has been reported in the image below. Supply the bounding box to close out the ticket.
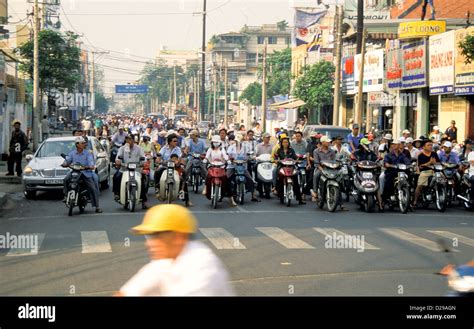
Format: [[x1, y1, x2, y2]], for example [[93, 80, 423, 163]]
[[7, 0, 339, 94]]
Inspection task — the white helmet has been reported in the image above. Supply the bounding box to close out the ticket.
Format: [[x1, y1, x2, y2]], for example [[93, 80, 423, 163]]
[[442, 141, 453, 148], [211, 135, 222, 147]]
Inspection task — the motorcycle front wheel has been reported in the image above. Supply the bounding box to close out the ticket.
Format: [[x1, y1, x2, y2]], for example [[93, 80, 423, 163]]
[[212, 185, 219, 209], [130, 186, 136, 212], [399, 186, 410, 214], [285, 183, 292, 207], [327, 185, 339, 213], [435, 185, 447, 212]]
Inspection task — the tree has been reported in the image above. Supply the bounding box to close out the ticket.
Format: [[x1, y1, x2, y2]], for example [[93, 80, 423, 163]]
[[94, 92, 109, 114], [277, 20, 289, 31], [266, 48, 291, 97], [16, 30, 81, 113], [459, 35, 474, 64], [293, 60, 335, 124], [239, 82, 262, 106]]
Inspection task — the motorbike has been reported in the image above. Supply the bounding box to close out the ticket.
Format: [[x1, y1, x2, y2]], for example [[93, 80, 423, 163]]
[[383, 163, 412, 214], [189, 153, 205, 194], [353, 160, 380, 213], [157, 160, 182, 204], [61, 154, 90, 216], [277, 158, 297, 207], [437, 239, 474, 296], [421, 163, 448, 212], [296, 154, 307, 195], [99, 137, 110, 155], [233, 158, 247, 205], [110, 141, 122, 164], [256, 153, 273, 199], [117, 161, 143, 212], [442, 162, 459, 207], [142, 154, 154, 193], [207, 160, 227, 209], [317, 160, 343, 212], [456, 161, 472, 210], [341, 158, 353, 202]]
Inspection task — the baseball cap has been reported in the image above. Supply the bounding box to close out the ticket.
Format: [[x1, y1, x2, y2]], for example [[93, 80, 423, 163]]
[[353, 124, 360, 129], [442, 141, 453, 148], [263, 132, 271, 138], [405, 137, 414, 143], [391, 138, 401, 145], [383, 134, 393, 140], [320, 136, 331, 143], [402, 129, 410, 135]]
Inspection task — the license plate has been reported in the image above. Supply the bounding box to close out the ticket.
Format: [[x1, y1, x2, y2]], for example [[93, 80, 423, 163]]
[[45, 179, 63, 185]]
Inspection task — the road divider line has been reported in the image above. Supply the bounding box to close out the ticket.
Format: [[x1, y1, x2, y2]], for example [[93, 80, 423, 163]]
[[427, 230, 474, 247], [199, 228, 246, 249], [379, 228, 457, 252], [313, 228, 380, 250], [81, 231, 112, 253], [6, 233, 45, 256], [255, 227, 315, 249]]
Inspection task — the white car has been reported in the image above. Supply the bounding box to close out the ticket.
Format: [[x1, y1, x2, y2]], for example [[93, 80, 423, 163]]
[[23, 136, 110, 199]]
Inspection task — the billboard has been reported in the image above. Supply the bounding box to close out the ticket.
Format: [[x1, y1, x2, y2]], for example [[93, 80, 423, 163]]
[[354, 49, 384, 93], [454, 27, 474, 95], [429, 31, 455, 95], [385, 40, 402, 90], [342, 56, 355, 95], [401, 39, 427, 89]]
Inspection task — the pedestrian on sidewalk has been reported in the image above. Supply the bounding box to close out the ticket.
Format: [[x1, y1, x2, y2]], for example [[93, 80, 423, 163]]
[[6, 120, 28, 177], [116, 204, 234, 296], [41, 115, 50, 142]]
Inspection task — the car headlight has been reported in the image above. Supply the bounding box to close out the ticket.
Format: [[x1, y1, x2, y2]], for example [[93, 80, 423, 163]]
[[24, 166, 33, 175]]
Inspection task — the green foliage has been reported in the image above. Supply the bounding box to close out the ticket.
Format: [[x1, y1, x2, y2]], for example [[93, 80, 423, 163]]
[[459, 34, 474, 64], [276, 20, 289, 31], [266, 48, 291, 97], [293, 60, 335, 112], [239, 81, 262, 106], [94, 92, 109, 114], [15, 30, 81, 95]]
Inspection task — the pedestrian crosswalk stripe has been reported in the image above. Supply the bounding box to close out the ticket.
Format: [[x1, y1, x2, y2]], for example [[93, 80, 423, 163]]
[[379, 228, 452, 252], [313, 228, 380, 250], [6, 233, 45, 256], [255, 227, 315, 249], [199, 228, 246, 249], [427, 231, 474, 247], [81, 231, 112, 253]]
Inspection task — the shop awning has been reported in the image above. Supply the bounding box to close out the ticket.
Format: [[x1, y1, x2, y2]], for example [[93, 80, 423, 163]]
[[269, 99, 306, 110]]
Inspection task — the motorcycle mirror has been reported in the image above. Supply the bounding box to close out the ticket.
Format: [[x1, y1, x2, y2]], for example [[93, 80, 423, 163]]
[[60, 153, 66, 159]]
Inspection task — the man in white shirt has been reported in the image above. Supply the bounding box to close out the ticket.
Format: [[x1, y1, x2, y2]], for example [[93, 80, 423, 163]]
[[117, 204, 234, 296], [468, 150, 474, 206]]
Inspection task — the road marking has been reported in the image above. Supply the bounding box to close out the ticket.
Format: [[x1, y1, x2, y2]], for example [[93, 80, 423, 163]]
[[6, 233, 45, 256], [199, 228, 246, 249], [255, 227, 315, 249], [313, 228, 380, 250], [81, 231, 112, 253], [379, 228, 458, 252], [236, 205, 249, 213], [427, 231, 474, 247]]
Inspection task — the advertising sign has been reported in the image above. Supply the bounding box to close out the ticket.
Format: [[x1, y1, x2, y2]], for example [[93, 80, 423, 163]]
[[398, 21, 446, 39], [342, 56, 355, 95], [454, 27, 474, 95], [429, 30, 455, 95], [385, 39, 402, 90], [115, 85, 148, 94], [401, 39, 427, 89], [354, 49, 384, 93]]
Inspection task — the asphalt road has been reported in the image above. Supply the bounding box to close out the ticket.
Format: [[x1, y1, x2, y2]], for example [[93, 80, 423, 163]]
[[0, 179, 473, 296]]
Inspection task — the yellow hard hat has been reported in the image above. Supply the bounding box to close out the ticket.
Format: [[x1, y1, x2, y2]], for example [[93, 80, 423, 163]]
[[131, 204, 197, 235]]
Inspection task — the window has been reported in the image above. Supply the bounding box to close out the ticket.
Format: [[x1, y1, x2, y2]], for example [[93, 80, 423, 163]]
[[257, 36, 265, 44], [285, 37, 291, 45], [268, 36, 277, 44], [247, 53, 256, 62]]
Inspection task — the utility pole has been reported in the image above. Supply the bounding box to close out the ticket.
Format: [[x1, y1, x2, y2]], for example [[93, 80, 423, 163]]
[[90, 51, 95, 111], [224, 59, 228, 128], [173, 64, 177, 117], [200, 0, 207, 122], [32, 0, 40, 151], [355, 28, 366, 127], [261, 39, 268, 134], [212, 63, 217, 123], [168, 79, 172, 118], [356, 0, 364, 54], [333, 5, 343, 126], [196, 72, 200, 118]]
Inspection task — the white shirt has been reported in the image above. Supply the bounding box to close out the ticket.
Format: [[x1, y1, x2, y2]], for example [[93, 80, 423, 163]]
[[408, 147, 420, 161], [117, 144, 145, 172], [120, 241, 234, 296], [82, 120, 92, 130], [206, 148, 229, 163], [468, 151, 474, 177]]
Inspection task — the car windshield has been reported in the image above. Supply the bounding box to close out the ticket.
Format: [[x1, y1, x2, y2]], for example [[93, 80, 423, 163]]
[[36, 140, 92, 158]]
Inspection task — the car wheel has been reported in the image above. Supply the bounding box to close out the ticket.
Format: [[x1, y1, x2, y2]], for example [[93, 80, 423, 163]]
[[24, 190, 37, 200]]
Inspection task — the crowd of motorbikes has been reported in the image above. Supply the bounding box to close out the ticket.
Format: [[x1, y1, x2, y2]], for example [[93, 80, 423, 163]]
[[61, 130, 473, 216]]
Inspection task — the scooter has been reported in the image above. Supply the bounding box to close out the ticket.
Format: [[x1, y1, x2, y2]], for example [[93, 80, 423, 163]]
[[353, 160, 380, 213], [317, 160, 343, 212], [256, 153, 273, 199], [421, 163, 447, 212], [233, 157, 247, 205], [189, 153, 205, 194], [157, 160, 182, 204], [296, 154, 307, 195], [383, 163, 412, 214], [61, 154, 89, 216], [142, 154, 154, 194], [117, 161, 143, 212], [277, 158, 297, 207], [442, 162, 459, 207], [207, 160, 227, 209]]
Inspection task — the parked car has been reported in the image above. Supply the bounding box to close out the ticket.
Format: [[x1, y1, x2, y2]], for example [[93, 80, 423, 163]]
[[302, 125, 352, 143], [22, 136, 110, 199]]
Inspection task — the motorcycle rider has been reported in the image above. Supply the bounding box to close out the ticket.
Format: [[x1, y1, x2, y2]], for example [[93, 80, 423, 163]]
[[114, 134, 148, 209], [274, 136, 304, 204], [347, 124, 364, 154], [459, 139, 473, 161], [291, 131, 307, 156], [311, 136, 336, 202], [354, 138, 377, 162], [380, 139, 411, 208], [218, 128, 229, 151], [466, 145, 474, 206], [413, 140, 440, 209], [256, 132, 273, 157], [154, 134, 183, 194], [111, 125, 127, 146], [184, 130, 208, 187], [406, 137, 420, 160], [204, 135, 235, 206], [438, 141, 460, 165], [332, 136, 351, 161], [62, 136, 103, 213]]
